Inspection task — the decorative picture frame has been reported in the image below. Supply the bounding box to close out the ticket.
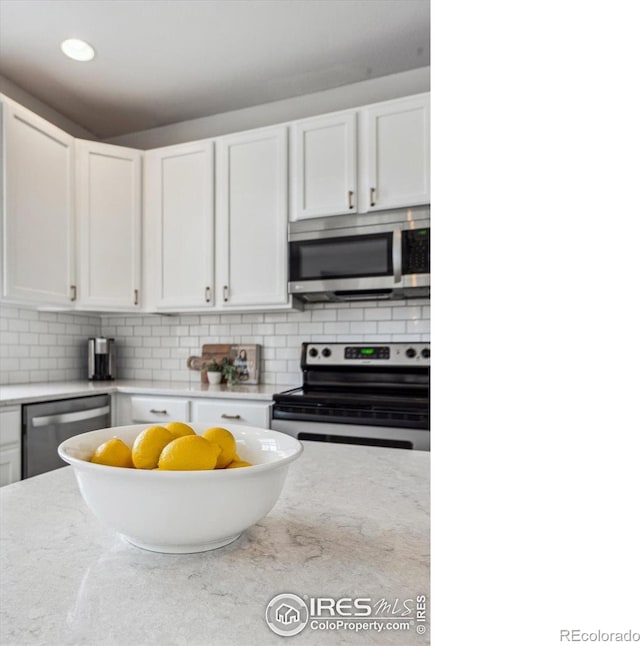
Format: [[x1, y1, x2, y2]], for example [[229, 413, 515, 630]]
[[230, 344, 261, 384]]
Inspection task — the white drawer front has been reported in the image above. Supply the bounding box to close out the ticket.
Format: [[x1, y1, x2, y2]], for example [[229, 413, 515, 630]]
[[191, 400, 271, 428], [130, 397, 190, 424]]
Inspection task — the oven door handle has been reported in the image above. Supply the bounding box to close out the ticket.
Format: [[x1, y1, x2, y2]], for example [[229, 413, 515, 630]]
[[392, 228, 402, 283]]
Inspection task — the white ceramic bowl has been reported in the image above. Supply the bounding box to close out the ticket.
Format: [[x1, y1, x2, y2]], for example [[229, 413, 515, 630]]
[[58, 423, 303, 554]]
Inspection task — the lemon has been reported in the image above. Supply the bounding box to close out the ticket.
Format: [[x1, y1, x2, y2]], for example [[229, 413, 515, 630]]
[[90, 438, 133, 468], [202, 427, 236, 468], [165, 421, 196, 438], [132, 425, 175, 469], [157, 435, 221, 471], [227, 459, 252, 469]]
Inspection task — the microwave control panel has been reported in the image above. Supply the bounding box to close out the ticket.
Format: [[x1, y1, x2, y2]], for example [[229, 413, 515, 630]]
[[402, 228, 430, 274]]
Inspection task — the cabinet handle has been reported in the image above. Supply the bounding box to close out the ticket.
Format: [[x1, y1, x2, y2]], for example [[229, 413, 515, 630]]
[[205, 286, 211, 303], [223, 285, 229, 302], [370, 187, 376, 207], [150, 409, 168, 415], [221, 414, 241, 420], [134, 289, 139, 306], [348, 190, 354, 209], [70, 285, 77, 302]]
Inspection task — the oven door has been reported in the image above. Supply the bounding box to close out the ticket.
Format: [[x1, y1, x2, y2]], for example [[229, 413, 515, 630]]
[[288, 226, 402, 297], [271, 418, 430, 451]]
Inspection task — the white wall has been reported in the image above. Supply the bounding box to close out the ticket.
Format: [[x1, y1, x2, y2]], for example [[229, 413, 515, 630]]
[[0, 75, 98, 140], [105, 67, 430, 149]]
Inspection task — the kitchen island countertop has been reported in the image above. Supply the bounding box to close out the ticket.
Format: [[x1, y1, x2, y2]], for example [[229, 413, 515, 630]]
[[0, 441, 429, 645], [0, 379, 283, 406]]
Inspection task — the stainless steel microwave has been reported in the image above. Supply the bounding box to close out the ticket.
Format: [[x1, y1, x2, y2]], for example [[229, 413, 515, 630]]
[[288, 207, 430, 302]]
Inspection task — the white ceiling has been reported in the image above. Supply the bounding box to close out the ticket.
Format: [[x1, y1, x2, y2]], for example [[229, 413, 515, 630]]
[[0, 0, 429, 139]]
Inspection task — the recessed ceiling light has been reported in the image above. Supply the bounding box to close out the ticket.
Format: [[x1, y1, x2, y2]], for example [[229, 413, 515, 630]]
[[60, 38, 95, 62]]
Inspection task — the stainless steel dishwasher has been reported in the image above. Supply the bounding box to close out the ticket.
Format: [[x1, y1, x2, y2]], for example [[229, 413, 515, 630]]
[[22, 394, 111, 478]]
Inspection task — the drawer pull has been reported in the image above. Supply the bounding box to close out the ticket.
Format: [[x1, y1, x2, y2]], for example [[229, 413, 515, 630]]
[[221, 414, 241, 420], [150, 409, 168, 415]]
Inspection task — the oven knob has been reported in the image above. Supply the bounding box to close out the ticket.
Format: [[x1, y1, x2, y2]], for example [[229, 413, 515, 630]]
[[309, 347, 318, 358], [421, 347, 430, 359], [322, 347, 332, 358], [405, 347, 417, 359]]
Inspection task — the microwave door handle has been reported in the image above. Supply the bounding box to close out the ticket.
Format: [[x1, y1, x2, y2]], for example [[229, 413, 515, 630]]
[[392, 229, 402, 283]]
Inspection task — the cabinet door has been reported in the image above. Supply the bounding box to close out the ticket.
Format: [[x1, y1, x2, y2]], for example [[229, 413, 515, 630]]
[[291, 111, 357, 220], [361, 94, 430, 212], [145, 141, 214, 310], [217, 126, 288, 308], [76, 141, 142, 310], [0, 407, 21, 486], [1, 97, 75, 305]]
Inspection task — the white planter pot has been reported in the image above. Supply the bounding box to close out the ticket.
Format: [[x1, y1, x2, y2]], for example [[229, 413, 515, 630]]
[[207, 372, 222, 385]]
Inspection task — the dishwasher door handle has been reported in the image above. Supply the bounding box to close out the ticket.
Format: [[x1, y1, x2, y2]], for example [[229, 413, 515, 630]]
[[31, 406, 111, 428]]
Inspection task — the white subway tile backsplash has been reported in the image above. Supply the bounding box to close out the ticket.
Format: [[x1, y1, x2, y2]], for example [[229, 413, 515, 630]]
[[311, 309, 337, 322], [365, 307, 392, 321], [323, 322, 350, 335], [378, 321, 407, 334], [1, 300, 428, 387], [0, 307, 100, 385], [349, 321, 378, 335], [337, 309, 364, 321]]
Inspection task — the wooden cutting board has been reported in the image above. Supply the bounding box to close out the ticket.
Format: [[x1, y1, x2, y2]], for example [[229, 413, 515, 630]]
[[186, 344, 232, 383]]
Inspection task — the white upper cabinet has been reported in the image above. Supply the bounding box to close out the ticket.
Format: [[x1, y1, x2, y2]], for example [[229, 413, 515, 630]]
[[290, 111, 357, 220], [360, 94, 430, 212], [75, 140, 142, 310], [217, 126, 289, 308], [144, 141, 215, 311], [1, 96, 75, 306]]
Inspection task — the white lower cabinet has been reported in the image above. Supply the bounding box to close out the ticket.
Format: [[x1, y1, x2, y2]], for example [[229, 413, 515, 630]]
[[191, 400, 271, 428], [0, 407, 22, 486], [115, 394, 271, 429]]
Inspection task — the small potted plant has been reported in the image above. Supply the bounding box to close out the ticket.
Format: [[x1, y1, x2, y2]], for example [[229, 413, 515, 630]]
[[219, 357, 240, 387], [201, 359, 223, 385]]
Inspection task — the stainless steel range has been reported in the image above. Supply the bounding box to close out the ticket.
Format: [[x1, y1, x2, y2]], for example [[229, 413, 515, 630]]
[[272, 342, 429, 450]]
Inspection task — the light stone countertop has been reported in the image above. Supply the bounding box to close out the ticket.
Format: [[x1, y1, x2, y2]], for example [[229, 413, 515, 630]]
[[0, 379, 284, 406], [0, 442, 429, 646]]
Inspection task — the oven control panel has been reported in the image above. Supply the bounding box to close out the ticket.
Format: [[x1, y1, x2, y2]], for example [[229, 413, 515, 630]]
[[303, 342, 430, 367]]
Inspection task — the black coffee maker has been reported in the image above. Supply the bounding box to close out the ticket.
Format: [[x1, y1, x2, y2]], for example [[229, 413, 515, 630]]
[[88, 337, 115, 381]]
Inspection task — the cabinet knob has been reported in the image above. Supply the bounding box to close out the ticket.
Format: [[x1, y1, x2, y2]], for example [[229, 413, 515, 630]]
[[70, 285, 77, 302], [223, 285, 229, 302], [370, 187, 376, 207], [134, 289, 139, 306], [348, 190, 354, 209], [221, 414, 241, 420], [149, 409, 168, 415], [205, 286, 211, 302]]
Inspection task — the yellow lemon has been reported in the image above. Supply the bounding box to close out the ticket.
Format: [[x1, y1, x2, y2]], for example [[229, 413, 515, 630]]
[[157, 435, 221, 471], [132, 425, 175, 469], [90, 438, 133, 468], [226, 459, 252, 469], [202, 427, 236, 468], [165, 421, 196, 438]]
